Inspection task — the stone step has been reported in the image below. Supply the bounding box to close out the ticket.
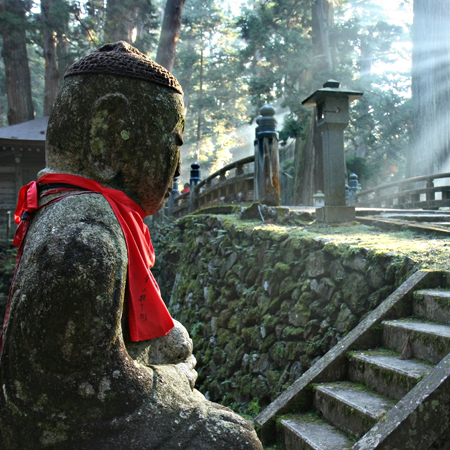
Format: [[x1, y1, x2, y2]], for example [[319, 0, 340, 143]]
[[347, 349, 433, 400], [282, 415, 354, 450], [413, 289, 450, 324], [382, 319, 450, 364], [313, 381, 396, 438], [379, 213, 450, 223]]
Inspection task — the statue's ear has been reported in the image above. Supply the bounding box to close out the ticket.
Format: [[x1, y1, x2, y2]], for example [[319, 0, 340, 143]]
[[87, 93, 131, 182]]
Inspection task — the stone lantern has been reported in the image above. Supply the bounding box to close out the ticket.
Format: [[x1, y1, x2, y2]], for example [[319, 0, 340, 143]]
[[302, 80, 363, 223]]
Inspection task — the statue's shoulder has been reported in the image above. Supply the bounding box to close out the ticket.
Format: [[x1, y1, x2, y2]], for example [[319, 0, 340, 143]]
[[38, 191, 120, 231], [26, 192, 128, 264]]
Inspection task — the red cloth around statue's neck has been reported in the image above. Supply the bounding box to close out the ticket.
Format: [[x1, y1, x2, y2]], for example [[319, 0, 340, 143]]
[[9, 173, 174, 343]]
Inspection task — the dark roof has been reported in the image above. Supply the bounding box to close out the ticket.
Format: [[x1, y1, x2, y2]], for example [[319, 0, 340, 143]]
[[0, 116, 49, 143]]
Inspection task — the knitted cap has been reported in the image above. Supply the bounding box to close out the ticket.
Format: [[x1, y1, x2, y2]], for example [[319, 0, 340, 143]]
[[64, 41, 183, 95]]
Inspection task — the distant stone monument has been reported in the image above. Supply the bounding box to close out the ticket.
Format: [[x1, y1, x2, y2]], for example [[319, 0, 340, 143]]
[[0, 42, 262, 450]]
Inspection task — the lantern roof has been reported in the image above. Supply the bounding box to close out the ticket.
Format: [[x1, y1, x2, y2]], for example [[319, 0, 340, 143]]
[[302, 80, 363, 107]]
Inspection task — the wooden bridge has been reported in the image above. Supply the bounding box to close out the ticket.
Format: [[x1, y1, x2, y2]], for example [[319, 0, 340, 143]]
[[169, 157, 255, 218], [168, 157, 450, 219], [355, 172, 450, 210], [168, 85, 450, 223]]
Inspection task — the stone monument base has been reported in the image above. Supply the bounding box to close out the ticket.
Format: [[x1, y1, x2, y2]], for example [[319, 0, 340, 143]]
[[315, 206, 356, 223]]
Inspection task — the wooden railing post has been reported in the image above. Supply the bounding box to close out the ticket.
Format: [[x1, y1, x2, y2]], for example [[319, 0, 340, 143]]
[[254, 104, 280, 206], [189, 162, 201, 213]]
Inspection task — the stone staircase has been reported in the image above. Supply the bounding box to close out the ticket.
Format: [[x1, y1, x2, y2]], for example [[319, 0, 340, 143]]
[[255, 270, 450, 449]]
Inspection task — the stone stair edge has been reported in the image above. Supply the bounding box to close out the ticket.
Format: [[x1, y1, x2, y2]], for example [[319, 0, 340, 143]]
[[352, 351, 450, 450], [282, 415, 354, 450], [414, 289, 450, 295], [315, 381, 396, 420], [347, 349, 432, 401], [255, 270, 444, 443], [347, 349, 433, 377]]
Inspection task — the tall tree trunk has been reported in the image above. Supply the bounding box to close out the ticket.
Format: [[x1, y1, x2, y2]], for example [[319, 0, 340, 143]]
[[355, 40, 373, 159], [177, 41, 197, 109], [314, 0, 332, 72], [41, 0, 60, 115], [294, 114, 314, 205], [196, 38, 204, 161], [409, 0, 450, 177], [105, 0, 133, 43], [57, 33, 74, 78], [155, 0, 186, 72], [0, 0, 34, 124], [293, 0, 333, 205]]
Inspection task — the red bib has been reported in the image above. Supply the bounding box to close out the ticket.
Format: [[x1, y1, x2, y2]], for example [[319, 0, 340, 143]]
[[5, 173, 174, 346]]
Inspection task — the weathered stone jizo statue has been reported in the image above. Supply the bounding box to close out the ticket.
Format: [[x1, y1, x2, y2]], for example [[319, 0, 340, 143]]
[[0, 42, 262, 450]]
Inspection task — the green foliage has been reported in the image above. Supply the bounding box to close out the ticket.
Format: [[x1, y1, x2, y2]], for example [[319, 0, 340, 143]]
[[238, 0, 412, 186], [0, 0, 161, 125], [346, 156, 379, 184], [173, 0, 250, 182], [247, 397, 261, 416]]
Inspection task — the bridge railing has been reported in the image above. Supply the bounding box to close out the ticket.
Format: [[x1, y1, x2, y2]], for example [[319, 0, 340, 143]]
[[169, 156, 255, 218], [168, 104, 281, 219], [355, 172, 450, 209]]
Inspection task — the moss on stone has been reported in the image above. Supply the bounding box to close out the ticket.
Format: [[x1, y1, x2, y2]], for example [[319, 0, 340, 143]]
[[148, 211, 450, 417]]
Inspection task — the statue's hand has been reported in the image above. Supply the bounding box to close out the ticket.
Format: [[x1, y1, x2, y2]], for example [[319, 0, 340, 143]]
[[175, 354, 198, 390], [126, 320, 198, 389]]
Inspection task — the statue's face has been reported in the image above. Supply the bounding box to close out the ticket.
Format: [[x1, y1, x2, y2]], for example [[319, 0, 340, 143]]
[[46, 76, 185, 216], [123, 88, 185, 215]]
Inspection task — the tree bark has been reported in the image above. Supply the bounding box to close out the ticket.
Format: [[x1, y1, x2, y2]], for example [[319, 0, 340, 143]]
[[41, 0, 61, 115], [409, 0, 450, 177], [313, 0, 333, 72], [293, 0, 333, 205], [155, 0, 186, 72], [56, 33, 74, 79], [294, 112, 319, 205], [355, 40, 373, 159], [105, 0, 133, 43], [0, 0, 34, 124], [195, 38, 204, 161]]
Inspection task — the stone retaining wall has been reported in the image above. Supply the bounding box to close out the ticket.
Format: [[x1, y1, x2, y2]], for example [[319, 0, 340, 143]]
[[152, 213, 417, 414]]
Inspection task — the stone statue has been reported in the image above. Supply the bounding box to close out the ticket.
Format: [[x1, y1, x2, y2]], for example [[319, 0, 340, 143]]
[[0, 42, 262, 450]]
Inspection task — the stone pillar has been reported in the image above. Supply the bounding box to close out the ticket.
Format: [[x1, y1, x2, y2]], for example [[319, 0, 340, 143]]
[[254, 104, 280, 206], [189, 162, 201, 213], [302, 80, 363, 223], [168, 177, 180, 215], [253, 114, 261, 200], [348, 173, 358, 206]]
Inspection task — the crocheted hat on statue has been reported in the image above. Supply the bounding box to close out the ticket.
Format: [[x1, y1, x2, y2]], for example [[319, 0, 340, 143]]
[[64, 41, 183, 95]]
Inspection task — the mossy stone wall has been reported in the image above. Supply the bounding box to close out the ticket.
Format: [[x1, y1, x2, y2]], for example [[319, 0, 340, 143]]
[[152, 214, 417, 414]]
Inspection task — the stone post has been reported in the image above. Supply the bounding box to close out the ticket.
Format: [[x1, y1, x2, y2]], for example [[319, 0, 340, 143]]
[[168, 177, 180, 216], [302, 80, 363, 223], [189, 162, 201, 213], [254, 114, 262, 200], [348, 173, 358, 206], [254, 104, 280, 206]]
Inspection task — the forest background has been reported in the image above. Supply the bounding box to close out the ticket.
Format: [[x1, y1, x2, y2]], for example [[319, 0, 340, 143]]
[[1, 0, 449, 204]]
